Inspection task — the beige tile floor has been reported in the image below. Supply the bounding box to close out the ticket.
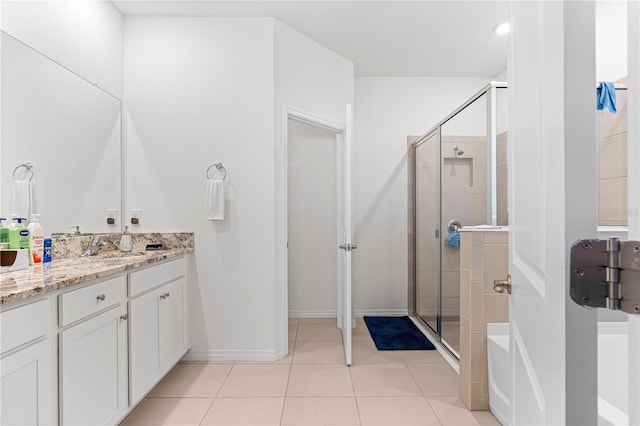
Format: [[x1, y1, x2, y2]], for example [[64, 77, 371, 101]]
[[121, 318, 499, 426]]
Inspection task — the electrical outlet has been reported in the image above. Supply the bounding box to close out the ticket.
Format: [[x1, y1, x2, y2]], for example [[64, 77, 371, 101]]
[[131, 209, 142, 226], [106, 209, 117, 226]]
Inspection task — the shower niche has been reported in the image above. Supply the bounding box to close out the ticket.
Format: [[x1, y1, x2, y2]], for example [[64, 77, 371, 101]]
[[410, 83, 508, 357]]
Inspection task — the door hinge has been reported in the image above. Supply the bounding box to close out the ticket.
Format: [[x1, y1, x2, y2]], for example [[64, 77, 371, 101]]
[[570, 237, 640, 314]]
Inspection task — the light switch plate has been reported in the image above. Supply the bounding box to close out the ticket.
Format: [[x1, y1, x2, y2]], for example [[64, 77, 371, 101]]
[[106, 209, 117, 226], [131, 209, 142, 226]]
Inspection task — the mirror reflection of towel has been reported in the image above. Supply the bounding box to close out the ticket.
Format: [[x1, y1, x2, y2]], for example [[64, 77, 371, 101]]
[[207, 179, 225, 221], [597, 82, 617, 113], [11, 179, 32, 219]]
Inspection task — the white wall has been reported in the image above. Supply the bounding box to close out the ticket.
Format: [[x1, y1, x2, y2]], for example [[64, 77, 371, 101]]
[[596, 0, 628, 82], [353, 76, 491, 316], [287, 120, 337, 317], [0, 1, 123, 98], [124, 17, 277, 360], [273, 20, 353, 350], [125, 17, 353, 360], [494, 67, 508, 82]]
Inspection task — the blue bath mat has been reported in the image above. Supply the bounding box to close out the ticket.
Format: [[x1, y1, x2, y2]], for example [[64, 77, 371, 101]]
[[364, 316, 436, 350]]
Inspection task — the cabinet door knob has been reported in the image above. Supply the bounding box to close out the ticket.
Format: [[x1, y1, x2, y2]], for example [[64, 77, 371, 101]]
[[97, 294, 106, 301], [120, 314, 128, 321], [166, 292, 171, 298]]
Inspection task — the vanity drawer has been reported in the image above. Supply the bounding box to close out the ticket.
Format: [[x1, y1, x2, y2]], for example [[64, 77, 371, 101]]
[[1, 299, 52, 354], [60, 276, 126, 326], [129, 257, 187, 297]]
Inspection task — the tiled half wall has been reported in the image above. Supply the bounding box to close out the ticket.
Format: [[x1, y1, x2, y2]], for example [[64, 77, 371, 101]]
[[458, 229, 509, 411]]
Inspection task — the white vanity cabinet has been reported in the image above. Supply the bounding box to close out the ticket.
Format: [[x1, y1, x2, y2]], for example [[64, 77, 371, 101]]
[[0, 253, 191, 426], [58, 275, 128, 426], [129, 257, 188, 404], [0, 298, 56, 426]]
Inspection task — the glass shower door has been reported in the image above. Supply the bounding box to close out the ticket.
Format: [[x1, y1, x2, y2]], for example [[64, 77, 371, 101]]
[[439, 93, 488, 356], [415, 131, 440, 334]]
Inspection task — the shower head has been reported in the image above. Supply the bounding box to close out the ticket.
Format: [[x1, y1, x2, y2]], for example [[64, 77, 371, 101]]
[[453, 145, 464, 156]]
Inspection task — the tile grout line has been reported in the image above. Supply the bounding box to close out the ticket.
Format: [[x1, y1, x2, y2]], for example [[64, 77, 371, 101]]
[[423, 395, 445, 426], [199, 361, 236, 426], [348, 359, 363, 425], [198, 397, 216, 426], [402, 353, 445, 426], [278, 322, 299, 426]]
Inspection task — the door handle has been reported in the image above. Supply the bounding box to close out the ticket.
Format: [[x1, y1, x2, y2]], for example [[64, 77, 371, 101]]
[[493, 274, 512, 295], [339, 243, 358, 251]]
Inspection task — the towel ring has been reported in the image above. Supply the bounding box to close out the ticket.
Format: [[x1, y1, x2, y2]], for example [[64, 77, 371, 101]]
[[206, 163, 227, 181], [13, 163, 34, 182]]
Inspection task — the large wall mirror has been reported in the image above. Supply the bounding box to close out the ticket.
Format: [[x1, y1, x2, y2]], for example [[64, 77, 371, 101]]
[[1, 31, 122, 235]]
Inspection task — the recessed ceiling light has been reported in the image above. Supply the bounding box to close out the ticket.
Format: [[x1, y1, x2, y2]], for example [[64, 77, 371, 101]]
[[494, 21, 510, 36]]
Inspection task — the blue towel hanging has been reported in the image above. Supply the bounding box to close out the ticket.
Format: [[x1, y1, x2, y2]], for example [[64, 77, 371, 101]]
[[597, 82, 617, 113], [445, 231, 460, 249]]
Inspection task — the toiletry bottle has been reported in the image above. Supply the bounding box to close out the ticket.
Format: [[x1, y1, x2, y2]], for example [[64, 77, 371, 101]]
[[6, 214, 17, 231], [9, 218, 30, 250], [28, 214, 44, 264], [43, 238, 52, 263], [119, 226, 132, 252], [0, 217, 8, 243]]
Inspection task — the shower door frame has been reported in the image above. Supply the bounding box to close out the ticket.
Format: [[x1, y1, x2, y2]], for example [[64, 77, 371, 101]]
[[411, 82, 508, 358]]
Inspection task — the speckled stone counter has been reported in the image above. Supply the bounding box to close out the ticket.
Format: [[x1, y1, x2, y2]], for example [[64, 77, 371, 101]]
[[0, 232, 193, 305]]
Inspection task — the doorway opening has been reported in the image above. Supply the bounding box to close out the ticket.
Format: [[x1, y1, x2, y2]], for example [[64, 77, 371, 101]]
[[282, 106, 353, 365], [287, 119, 338, 321]]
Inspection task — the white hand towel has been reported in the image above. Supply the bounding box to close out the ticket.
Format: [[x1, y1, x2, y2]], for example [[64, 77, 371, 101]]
[[11, 179, 32, 219], [207, 179, 225, 221]]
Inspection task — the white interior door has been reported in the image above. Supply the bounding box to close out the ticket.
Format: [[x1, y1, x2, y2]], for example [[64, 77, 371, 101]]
[[337, 104, 353, 366], [508, 2, 598, 424], [627, 3, 640, 424]]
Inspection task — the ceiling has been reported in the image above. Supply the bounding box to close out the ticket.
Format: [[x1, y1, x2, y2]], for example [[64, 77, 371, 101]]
[[112, 1, 509, 77]]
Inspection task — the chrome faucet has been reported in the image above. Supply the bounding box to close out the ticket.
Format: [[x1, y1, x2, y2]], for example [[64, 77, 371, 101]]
[[81, 235, 107, 257]]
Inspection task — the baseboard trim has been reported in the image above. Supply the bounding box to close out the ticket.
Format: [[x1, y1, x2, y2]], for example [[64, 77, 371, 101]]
[[354, 309, 409, 317], [288, 309, 337, 318], [182, 348, 286, 362]]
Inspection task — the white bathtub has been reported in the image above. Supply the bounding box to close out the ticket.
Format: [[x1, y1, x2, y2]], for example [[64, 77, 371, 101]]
[[487, 321, 629, 426], [487, 322, 511, 426], [598, 322, 628, 426]]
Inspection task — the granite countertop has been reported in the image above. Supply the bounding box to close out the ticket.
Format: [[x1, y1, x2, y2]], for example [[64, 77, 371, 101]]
[[1, 233, 194, 306]]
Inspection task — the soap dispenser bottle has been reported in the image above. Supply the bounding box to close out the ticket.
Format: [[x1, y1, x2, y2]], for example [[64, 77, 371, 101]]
[[119, 226, 132, 252], [9, 218, 29, 250], [0, 217, 8, 244]]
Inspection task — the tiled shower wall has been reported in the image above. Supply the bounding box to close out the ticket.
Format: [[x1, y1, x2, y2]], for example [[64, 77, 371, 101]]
[[440, 135, 488, 318], [598, 87, 627, 226]]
